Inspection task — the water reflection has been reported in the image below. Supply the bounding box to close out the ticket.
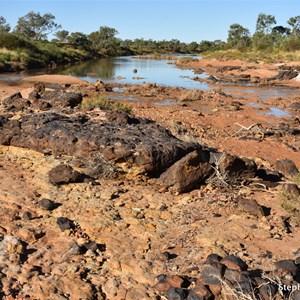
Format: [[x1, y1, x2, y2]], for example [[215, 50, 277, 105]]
[[51, 58, 115, 79]]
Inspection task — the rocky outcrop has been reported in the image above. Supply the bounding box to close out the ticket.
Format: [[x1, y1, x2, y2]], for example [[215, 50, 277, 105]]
[[2, 89, 83, 111], [156, 253, 300, 300], [0, 111, 198, 177]]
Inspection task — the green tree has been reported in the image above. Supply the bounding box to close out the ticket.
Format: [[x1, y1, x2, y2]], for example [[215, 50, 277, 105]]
[[0, 16, 10, 32], [67, 32, 91, 49], [54, 30, 69, 42], [227, 23, 251, 49], [256, 13, 276, 34], [14, 11, 61, 40], [187, 41, 198, 53], [271, 25, 290, 37], [252, 32, 275, 50], [89, 26, 120, 55], [288, 16, 300, 36]]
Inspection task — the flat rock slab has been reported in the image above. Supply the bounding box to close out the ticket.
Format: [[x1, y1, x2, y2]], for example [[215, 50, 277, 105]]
[[0, 111, 198, 177]]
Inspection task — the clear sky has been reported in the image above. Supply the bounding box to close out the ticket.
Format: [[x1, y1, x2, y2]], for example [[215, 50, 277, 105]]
[[1, 0, 300, 43]]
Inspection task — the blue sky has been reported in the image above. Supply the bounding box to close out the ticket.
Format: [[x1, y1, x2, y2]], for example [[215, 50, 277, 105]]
[[1, 0, 299, 42]]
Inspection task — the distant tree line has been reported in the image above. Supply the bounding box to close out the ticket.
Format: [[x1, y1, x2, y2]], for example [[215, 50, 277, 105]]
[[0, 11, 200, 56], [1, 11, 299, 58], [225, 13, 300, 52]]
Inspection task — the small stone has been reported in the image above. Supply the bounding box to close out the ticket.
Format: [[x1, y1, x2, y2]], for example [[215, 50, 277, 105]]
[[166, 287, 187, 300], [22, 211, 32, 220], [69, 242, 81, 255], [39, 198, 59, 211], [220, 255, 248, 271], [275, 159, 299, 177], [48, 164, 84, 185], [56, 217, 74, 231], [238, 197, 265, 217]]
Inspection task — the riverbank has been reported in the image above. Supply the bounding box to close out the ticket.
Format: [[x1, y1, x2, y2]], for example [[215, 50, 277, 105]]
[[176, 56, 300, 88]]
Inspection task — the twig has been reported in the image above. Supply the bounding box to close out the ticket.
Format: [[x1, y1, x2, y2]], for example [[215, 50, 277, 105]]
[[233, 123, 265, 140]]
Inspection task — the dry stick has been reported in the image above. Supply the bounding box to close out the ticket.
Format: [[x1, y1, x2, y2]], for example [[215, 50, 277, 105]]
[[233, 123, 265, 139]]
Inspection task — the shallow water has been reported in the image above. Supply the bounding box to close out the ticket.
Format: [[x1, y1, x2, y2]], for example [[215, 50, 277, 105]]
[[50, 56, 210, 90], [265, 107, 291, 117]]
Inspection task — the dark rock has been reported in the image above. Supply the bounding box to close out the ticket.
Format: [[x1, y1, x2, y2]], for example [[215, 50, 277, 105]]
[[238, 197, 265, 217], [157, 274, 167, 282], [161, 251, 177, 261], [217, 66, 241, 73], [28, 90, 41, 101], [166, 287, 187, 300], [233, 280, 256, 296], [106, 110, 140, 126], [220, 255, 248, 271], [3, 92, 23, 103], [0, 112, 199, 177], [275, 260, 299, 277], [207, 75, 218, 82], [224, 269, 249, 283], [205, 253, 223, 264], [239, 74, 251, 79], [159, 149, 212, 193], [275, 159, 299, 177], [48, 164, 84, 185], [210, 152, 257, 182], [201, 262, 226, 285], [41, 90, 83, 108], [187, 284, 214, 300], [270, 69, 298, 80], [22, 211, 32, 220], [2, 93, 31, 111], [254, 277, 278, 300], [39, 198, 60, 211], [56, 217, 74, 231]]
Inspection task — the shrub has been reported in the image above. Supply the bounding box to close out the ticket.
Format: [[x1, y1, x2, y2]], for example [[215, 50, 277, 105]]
[[81, 96, 132, 113]]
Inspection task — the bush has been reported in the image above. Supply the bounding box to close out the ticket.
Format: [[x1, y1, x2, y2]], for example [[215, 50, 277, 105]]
[[0, 32, 37, 51], [81, 96, 132, 113], [281, 35, 300, 51]]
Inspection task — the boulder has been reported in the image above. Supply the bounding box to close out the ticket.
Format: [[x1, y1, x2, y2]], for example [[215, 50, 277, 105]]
[[210, 152, 257, 182], [41, 90, 83, 108], [48, 164, 84, 185], [158, 149, 212, 193]]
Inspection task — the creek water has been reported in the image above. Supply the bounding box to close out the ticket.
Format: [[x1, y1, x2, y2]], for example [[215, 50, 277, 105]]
[[0, 56, 298, 117], [49, 56, 210, 90]]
